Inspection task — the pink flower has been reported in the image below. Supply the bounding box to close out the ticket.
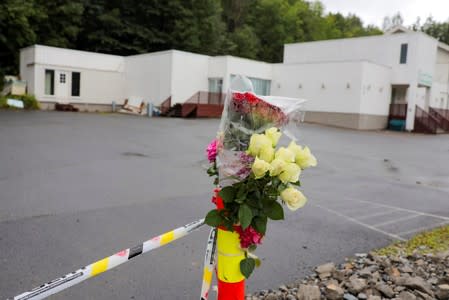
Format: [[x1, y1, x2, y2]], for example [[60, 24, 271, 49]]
[[235, 226, 263, 249], [206, 139, 218, 162]]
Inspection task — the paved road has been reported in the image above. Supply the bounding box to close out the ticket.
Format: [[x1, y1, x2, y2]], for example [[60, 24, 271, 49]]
[[1, 111, 448, 299]]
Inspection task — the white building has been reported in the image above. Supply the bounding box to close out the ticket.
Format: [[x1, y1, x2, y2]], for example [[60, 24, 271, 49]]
[[20, 26, 449, 131], [19, 46, 272, 111], [276, 26, 449, 130]]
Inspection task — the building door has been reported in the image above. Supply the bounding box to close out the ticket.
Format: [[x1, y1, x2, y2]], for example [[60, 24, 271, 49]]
[[208, 78, 223, 104], [208, 78, 223, 94], [55, 71, 70, 101], [390, 85, 407, 104]]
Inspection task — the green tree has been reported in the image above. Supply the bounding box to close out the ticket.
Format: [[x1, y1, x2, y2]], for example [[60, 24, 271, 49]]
[[77, 0, 161, 55], [0, 0, 45, 75], [227, 25, 260, 59], [0, 0, 386, 76], [172, 0, 228, 55], [35, 0, 84, 48], [410, 16, 449, 45], [422, 16, 449, 44], [250, 0, 291, 62]]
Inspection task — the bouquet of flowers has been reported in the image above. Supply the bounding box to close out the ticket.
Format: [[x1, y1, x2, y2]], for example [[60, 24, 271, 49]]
[[205, 76, 316, 279]]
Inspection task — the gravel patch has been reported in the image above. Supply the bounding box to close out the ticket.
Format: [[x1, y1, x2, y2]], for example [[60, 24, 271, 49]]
[[247, 250, 449, 300]]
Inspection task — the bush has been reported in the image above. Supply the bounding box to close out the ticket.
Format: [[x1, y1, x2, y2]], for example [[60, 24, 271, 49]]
[[0, 94, 40, 110], [0, 97, 7, 108]]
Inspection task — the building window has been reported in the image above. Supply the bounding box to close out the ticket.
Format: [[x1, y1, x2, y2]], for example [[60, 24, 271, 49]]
[[71, 72, 80, 97], [60, 73, 66, 83], [45, 69, 54, 95], [230, 75, 271, 95], [208, 78, 223, 93], [400, 43, 408, 64]]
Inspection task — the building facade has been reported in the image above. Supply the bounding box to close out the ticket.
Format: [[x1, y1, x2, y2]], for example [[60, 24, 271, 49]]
[[278, 26, 449, 130], [20, 26, 449, 131]]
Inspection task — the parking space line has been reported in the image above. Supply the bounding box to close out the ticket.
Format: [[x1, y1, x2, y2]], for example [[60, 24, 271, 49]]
[[350, 199, 449, 221], [371, 214, 421, 228], [396, 221, 449, 237], [312, 203, 406, 241], [356, 210, 400, 220], [343, 207, 389, 217], [320, 202, 366, 210]]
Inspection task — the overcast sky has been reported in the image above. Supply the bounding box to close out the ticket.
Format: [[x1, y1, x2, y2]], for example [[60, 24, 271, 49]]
[[318, 0, 449, 27]]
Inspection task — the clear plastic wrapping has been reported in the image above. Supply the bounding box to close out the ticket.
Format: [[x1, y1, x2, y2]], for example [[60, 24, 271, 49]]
[[217, 75, 306, 186]]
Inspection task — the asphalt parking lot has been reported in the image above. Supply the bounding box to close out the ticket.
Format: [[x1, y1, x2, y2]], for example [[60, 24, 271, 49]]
[[1, 111, 448, 299]]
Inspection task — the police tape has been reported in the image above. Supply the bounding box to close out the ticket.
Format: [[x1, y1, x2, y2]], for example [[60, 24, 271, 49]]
[[12, 219, 205, 300], [200, 227, 217, 300]]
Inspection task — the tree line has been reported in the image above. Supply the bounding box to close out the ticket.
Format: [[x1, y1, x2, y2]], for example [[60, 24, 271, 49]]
[[0, 0, 382, 77], [1, 1, 448, 80]]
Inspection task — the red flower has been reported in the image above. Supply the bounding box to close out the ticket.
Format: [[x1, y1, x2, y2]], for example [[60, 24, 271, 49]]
[[244, 92, 261, 105], [211, 188, 224, 210], [235, 226, 263, 249]]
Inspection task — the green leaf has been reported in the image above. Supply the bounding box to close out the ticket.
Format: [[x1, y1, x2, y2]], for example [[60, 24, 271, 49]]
[[240, 257, 256, 279], [224, 220, 234, 232], [255, 257, 262, 268], [205, 209, 222, 227], [238, 204, 253, 230], [237, 185, 247, 198], [265, 201, 284, 220], [253, 216, 268, 234], [251, 207, 260, 217], [290, 180, 301, 187], [207, 165, 217, 176], [277, 183, 288, 192], [219, 186, 236, 203], [261, 195, 275, 206], [246, 197, 261, 208], [234, 197, 245, 204]]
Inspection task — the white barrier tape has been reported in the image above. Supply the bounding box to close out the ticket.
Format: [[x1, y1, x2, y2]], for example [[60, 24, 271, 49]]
[[200, 227, 217, 300], [12, 219, 205, 300]]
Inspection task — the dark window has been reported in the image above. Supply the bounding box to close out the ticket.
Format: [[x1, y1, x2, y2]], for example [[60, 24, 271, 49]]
[[71, 72, 80, 96], [45, 69, 54, 95], [60, 73, 66, 83], [400, 43, 408, 64]]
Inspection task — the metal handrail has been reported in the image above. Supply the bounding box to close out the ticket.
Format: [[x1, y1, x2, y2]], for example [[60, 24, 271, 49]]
[[414, 105, 438, 134], [429, 107, 449, 131], [160, 96, 171, 115], [185, 91, 225, 105]]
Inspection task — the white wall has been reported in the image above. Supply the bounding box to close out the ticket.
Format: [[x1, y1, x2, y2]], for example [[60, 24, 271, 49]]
[[225, 56, 273, 92], [284, 34, 408, 66], [33, 65, 125, 104], [125, 51, 172, 106], [19, 47, 35, 93], [171, 51, 209, 104], [209, 56, 273, 93], [21, 45, 125, 104], [359, 62, 392, 115], [33, 45, 124, 72], [432, 48, 449, 109], [284, 32, 438, 86], [208, 56, 227, 79], [435, 49, 449, 83], [272, 61, 364, 114]]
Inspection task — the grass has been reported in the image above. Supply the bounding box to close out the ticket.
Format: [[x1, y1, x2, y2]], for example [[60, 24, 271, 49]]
[[0, 94, 40, 110], [374, 225, 449, 256]]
